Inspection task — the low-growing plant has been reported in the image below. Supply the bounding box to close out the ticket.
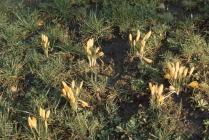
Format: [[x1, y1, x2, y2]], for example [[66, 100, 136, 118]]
[[28, 107, 50, 139], [191, 92, 209, 111], [61, 80, 90, 111], [81, 12, 112, 40], [149, 83, 172, 108], [41, 34, 50, 57], [28, 116, 38, 137], [84, 38, 104, 67], [14, 10, 40, 39], [129, 30, 153, 64], [0, 96, 14, 139], [39, 107, 50, 133], [203, 119, 209, 139], [164, 61, 196, 95]]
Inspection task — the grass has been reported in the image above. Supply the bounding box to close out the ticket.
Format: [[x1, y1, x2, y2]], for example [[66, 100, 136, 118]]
[[0, 0, 209, 139]]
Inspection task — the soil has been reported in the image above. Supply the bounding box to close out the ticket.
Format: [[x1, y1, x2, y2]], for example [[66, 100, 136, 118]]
[[101, 37, 130, 86]]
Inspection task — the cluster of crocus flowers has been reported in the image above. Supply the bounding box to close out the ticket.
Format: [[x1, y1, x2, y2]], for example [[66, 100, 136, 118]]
[[129, 30, 152, 63], [149, 83, 166, 107], [28, 107, 50, 137], [164, 61, 195, 95], [39, 107, 50, 133], [84, 38, 104, 67], [28, 116, 37, 132], [149, 83, 173, 108], [61, 80, 90, 111], [41, 34, 50, 57]]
